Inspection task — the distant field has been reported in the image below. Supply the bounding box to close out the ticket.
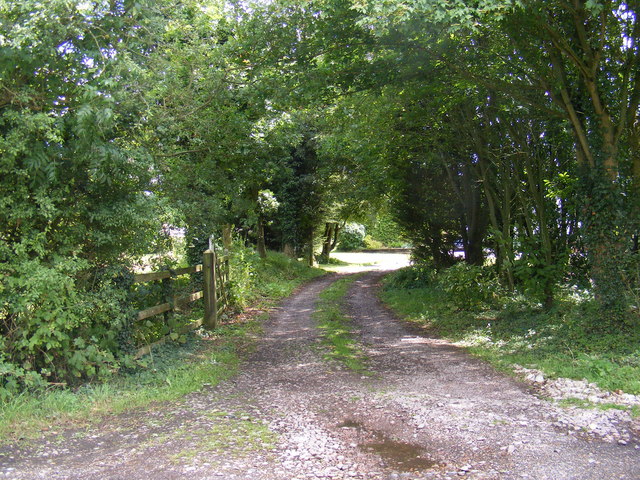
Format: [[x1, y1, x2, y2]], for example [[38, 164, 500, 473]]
[[325, 251, 411, 273]]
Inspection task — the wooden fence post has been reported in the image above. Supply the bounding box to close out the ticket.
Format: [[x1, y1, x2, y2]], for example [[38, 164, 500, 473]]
[[161, 275, 172, 324], [203, 249, 218, 329]]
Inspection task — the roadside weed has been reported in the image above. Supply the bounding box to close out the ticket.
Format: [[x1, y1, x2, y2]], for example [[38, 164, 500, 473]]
[[171, 413, 278, 462]]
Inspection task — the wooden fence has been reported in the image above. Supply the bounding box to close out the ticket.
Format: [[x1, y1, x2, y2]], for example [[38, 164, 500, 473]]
[[133, 249, 229, 357]]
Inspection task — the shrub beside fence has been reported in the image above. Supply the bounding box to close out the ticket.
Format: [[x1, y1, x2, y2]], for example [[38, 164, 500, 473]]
[[133, 249, 229, 357]]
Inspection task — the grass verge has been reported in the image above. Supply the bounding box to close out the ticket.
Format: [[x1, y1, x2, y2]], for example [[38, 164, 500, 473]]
[[556, 397, 640, 416], [380, 268, 640, 395], [0, 324, 247, 442], [314, 274, 369, 372], [0, 251, 324, 444]]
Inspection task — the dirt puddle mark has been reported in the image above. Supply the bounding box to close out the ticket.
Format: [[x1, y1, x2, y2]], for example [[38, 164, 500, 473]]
[[338, 420, 438, 472], [338, 420, 364, 429]]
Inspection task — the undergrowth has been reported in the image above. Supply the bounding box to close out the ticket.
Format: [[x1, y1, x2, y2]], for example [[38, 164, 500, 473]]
[[249, 251, 324, 302], [381, 266, 640, 395], [0, 324, 247, 442], [314, 274, 368, 372], [0, 251, 323, 443]]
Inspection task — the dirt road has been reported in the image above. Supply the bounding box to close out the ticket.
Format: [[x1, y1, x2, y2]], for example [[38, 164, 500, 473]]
[[1, 266, 639, 479]]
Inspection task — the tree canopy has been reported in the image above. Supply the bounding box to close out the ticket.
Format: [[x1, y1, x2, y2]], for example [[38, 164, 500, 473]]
[[2, 0, 640, 389]]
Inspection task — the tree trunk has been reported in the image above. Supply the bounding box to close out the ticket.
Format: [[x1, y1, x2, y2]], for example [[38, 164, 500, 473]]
[[465, 237, 485, 266], [633, 127, 640, 195], [319, 222, 342, 263], [306, 228, 315, 267], [631, 126, 640, 237], [500, 165, 516, 291], [584, 178, 627, 308], [222, 224, 233, 252], [283, 243, 296, 258], [479, 154, 515, 290], [331, 223, 342, 251], [257, 215, 267, 259], [444, 160, 486, 267], [429, 227, 455, 269], [320, 222, 335, 263], [526, 154, 555, 308]]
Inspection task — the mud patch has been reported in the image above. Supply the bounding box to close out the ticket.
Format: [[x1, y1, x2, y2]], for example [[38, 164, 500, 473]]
[[338, 420, 437, 472]]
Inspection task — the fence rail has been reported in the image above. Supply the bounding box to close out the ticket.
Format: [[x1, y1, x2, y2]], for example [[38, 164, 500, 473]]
[[133, 265, 202, 284], [133, 249, 228, 357]]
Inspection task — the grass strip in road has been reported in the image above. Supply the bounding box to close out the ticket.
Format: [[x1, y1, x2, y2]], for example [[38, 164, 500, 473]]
[[314, 274, 369, 373]]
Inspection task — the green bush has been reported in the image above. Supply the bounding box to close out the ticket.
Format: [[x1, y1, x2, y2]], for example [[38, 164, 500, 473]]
[[363, 236, 385, 249], [363, 213, 406, 248], [384, 265, 437, 289], [438, 263, 504, 310], [226, 243, 260, 310], [251, 250, 324, 300], [0, 242, 321, 401], [0, 3, 161, 399], [338, 223, 366, 251], [0, 259, 135, 399]]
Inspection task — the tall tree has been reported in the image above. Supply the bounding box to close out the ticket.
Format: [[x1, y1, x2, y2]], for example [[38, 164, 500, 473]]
[[353, 0, 640, 307], [0, 0, 164, 385]]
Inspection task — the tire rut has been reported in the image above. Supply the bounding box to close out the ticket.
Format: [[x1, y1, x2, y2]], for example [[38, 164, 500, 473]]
[[343, 271, 640, 479]]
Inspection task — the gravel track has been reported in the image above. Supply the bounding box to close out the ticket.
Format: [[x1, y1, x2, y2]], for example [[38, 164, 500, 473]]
[[1, 268, 639, 479]]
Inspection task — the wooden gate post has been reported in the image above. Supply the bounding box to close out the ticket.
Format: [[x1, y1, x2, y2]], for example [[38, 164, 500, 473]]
[[203, 249, 218, 329]]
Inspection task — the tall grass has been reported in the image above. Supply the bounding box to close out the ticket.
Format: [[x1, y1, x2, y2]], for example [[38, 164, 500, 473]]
[[0, 330, 242, 441]]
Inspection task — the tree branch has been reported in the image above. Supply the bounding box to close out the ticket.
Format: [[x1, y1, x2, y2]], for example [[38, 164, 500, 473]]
[[155, 149, 206, 158]]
